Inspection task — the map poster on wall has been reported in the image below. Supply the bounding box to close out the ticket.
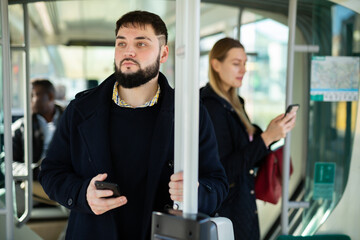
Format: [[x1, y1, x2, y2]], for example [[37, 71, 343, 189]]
[[310, 56, 360, 102]]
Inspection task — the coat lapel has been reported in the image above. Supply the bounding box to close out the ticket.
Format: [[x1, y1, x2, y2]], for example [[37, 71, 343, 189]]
[[78, 106, 114, 179], [75, 74, 116, 179]]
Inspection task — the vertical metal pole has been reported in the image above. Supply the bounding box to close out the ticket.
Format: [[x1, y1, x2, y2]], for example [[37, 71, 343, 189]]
[[174, 0, 200, 216], [16, 3, 33, 227], [20, 2, 33, 226], [174, 0, 186, 212], [25, 1, 33, 206], [282, 0, 298, 235], [236, 7, 243, 41], [1, 0, 15, 238]]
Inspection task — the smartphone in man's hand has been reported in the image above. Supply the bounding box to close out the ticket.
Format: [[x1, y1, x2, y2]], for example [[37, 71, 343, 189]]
[[95, 181, 121, 198]]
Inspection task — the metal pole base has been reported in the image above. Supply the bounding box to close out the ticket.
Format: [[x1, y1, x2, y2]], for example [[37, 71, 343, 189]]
[[151, 210, 217, 240]]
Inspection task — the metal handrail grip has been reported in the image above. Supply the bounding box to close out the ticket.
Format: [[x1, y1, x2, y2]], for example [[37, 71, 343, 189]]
[[16, 3, 33, 228]]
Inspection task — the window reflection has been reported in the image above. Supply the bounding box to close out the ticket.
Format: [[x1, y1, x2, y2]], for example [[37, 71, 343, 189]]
[[240, 19, 288, 137]]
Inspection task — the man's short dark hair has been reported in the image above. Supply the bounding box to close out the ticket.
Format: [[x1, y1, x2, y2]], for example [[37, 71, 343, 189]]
[[31, 78, 55, 95], [115, 10, 168, 45]]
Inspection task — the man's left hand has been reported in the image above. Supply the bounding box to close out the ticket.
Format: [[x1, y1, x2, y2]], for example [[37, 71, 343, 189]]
[[169, 171, 183, 202]]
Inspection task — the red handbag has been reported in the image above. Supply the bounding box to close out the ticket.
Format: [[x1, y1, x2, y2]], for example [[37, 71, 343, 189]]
[[254, 146, 293, 204]]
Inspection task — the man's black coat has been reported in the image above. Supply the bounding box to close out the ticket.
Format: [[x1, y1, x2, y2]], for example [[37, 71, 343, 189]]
[[39, 73, 228, 240]]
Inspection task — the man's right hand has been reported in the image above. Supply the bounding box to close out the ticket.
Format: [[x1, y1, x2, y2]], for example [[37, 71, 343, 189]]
[[86, 173, 127, 215]]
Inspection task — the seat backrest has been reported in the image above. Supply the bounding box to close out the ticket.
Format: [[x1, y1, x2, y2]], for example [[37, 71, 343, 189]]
[[210, 217, 234, 240]]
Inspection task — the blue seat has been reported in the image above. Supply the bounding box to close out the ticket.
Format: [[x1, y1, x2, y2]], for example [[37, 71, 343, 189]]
[[277, 234, 351, 240]]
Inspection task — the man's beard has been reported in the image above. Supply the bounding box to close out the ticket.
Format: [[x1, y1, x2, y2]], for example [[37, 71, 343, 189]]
[[114, 55, 160, 89]]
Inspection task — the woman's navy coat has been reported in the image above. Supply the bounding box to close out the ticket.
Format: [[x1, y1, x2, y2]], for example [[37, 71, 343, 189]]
[[39, 73, 228, 240], [201, 84, 270, 240]]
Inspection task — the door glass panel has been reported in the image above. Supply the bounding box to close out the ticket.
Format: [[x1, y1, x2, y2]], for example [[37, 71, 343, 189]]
[[240, 18, 288, 136], [301, 1, 359, 234], [8, 4, 24, 46], [11, 50, 26, 121], [0, 8, 2, 36]]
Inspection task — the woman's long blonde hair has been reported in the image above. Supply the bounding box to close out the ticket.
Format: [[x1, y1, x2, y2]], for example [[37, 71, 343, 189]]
[[209, 37, 256, 136]]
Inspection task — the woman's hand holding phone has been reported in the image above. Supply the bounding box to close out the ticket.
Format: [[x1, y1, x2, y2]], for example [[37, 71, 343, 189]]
[[284, 104, 300, 119], [261, 104, 299, 147]]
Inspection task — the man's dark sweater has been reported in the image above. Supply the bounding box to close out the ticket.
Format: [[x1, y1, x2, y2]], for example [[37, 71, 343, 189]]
[[110, 101, 162, 239]]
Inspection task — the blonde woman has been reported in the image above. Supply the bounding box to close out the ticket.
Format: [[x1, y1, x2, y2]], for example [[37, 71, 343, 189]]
[[200, 37, 297, 240]]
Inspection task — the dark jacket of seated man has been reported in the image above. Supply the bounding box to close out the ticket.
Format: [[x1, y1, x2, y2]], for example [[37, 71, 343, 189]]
[[12, 78, 64, 180], [12, 105, 64, 166], [39, 72, 229, 240]]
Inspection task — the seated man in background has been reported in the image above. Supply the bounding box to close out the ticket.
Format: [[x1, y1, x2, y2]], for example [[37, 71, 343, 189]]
[[12, 79, 64, 207]]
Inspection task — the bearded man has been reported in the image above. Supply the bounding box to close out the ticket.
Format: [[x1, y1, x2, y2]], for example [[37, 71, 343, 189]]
[[39, 10, 228, 240]]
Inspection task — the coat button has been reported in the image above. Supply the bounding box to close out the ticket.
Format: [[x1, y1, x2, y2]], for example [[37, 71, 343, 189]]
[[168, 161, 174, 168], [67, 198, 73, 206], [250, 190, 255, 195], [249, 169, 254, 175]]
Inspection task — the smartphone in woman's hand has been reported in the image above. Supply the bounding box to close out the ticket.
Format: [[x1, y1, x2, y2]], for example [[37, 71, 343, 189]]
[[285, 104, 300, 117]]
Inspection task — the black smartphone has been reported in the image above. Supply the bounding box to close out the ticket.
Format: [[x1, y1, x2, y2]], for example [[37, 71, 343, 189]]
[[95, 181, 121, 198], [285, 104, 300, 116]]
